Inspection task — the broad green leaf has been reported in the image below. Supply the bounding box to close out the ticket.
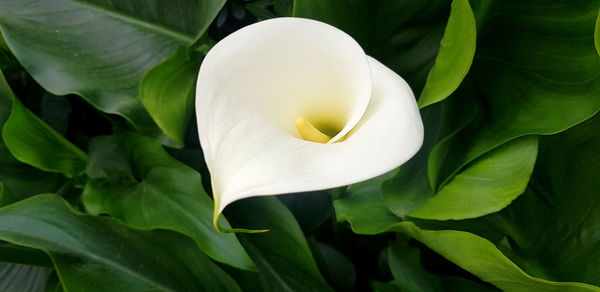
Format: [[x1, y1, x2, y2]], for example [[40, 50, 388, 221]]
[[0, 35, 19, 70], [226, 196, 332, 291], [139, 47, 203, 144], [0, 182, 16, 206], [335, 200, 599, 292], [389, 222, 600, 292], [294, 0, 451, 94], [417, 0, 476, 108], [0, 194, 241, 292], [0, 71, 67, 194], [409, 135, 538, 220], [387, 243, 443, 291], [430, 0, 600, 190], [387, 243, 498, 292], [383, 93, 477, 217], [334, 171, 401, 234], [309, 239, 356, 291], [82, 132, 255, 271], [0, 242, 53, 268], [0, 0, 225, 144], [484, 113, 600, 286], [0, 264, 51, 292], [2, 97, 87, 178], [371, 281, 403, 292]]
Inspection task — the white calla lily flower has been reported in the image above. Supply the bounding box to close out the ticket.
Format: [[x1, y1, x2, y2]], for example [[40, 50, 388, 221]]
[[196, 18, 424, 232]]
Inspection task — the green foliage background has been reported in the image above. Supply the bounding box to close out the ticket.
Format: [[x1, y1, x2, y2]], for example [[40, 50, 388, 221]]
[[0, 0, 599, 291]]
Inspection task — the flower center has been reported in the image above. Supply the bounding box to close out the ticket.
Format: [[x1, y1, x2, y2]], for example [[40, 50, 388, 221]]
[[295, 118, 333, 143]]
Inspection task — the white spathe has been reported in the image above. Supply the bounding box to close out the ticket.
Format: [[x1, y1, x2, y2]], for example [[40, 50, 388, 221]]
[[196, 17, 424, 230]]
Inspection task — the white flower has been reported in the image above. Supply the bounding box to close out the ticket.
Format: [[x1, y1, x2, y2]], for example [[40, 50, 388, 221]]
[[195, 18, 424, 231]]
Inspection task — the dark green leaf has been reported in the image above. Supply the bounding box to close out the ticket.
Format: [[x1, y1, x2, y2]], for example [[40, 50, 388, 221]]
[[417, 0, 476, 108], [430, 0, 600, 190], [226, 196, 332, 291], [387, 243, 443, 291], [485, 113, 600, 286], [0, 0, 225, 144], [371, 281, 403, 292], [82, 132, 255, 271], [383, 93, 477, 217], [0, 264, 51, 292], [309, 239, 356, 291], [595, 9, 600, 56], [409, 135, 538, 220], [387, 242, 498, 292], [0, 194, 241, 292], [0, 242, 53, 267], [335, 171, 401, 234], [0, 71, 68, 193], [389, 222, 599, 291], [2, 97, 87, 178], [140, 47, 203, 144], [0, 35, 19, 70]]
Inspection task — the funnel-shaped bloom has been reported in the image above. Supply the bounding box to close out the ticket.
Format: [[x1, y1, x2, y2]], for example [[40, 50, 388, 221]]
[[196, 18, 424, 231]]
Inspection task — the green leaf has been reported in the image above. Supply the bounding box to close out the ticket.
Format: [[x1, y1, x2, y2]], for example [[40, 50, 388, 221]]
[[334, 171, 401, 234], [0, 70, 80, 186], [387, 243, 498, 292], [226, 196, 332, 291], [595, 9, 600, 56], [430, 0, 600, 190], [139, 47, 203, 144], [309, 239, 356, 291], [417, 0, 476, 108], [409, 135, 538, 220], [383, 93, 477, 217], [0, 35, 19, 70], [2, 97, 88, 178], [387, 243, 443, 291], [0, 242, 53, 268], [82, 132, 255, 271], [0, 70, 88, 177], [0, 194, 241, 292], [484, 113, 600, 286], [389, 222, 600, 291], [0, 0, 225, 144], [0, 264, 51, 292]]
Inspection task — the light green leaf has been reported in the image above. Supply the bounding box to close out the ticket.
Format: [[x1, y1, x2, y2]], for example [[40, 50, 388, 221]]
[[226, 196, 332, 291], [0, 194, 241, 292], [430, 0, 600, 190], [334, 171, 401, 234], [0, 71, 65, 198], [409, 135, 538, 220], [417, 0, 476, 108], [0, 0, 225, 144], [140, 47, 203, 144], [2, 97, 87, 178], [82, 132, 255, 271], [389, 222, 600, 292]]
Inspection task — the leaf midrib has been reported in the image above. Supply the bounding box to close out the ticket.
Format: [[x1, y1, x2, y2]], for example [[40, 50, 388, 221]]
[[71, 0, 194, 44]]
